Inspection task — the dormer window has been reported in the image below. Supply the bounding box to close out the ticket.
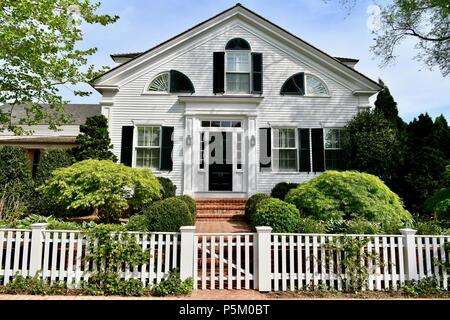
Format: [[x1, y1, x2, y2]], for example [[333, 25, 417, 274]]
[[225, 38, 251, 94]]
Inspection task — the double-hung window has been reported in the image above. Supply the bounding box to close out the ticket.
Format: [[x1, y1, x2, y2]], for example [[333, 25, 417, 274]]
[[226, 52, 250, 94], [272, 128, 298, 172], [135, 126, 161, 169], [324, 128, 344, 170]]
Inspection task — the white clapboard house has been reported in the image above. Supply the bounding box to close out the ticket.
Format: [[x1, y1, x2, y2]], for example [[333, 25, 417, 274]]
[[90, 3, 382, 198]]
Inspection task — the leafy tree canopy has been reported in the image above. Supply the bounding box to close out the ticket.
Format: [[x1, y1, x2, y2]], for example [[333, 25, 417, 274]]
[[0, 0, 118, 134]]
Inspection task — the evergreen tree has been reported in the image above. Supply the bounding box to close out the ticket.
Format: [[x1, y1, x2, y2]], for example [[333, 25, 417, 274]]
[[71, 115, 117, 162], [401, 113, 447, 214], [434, 115, 450, 161], [374, 81, 406, 132]]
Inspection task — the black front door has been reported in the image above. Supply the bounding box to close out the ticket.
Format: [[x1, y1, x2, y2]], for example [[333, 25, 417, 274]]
[[209, 132, 232, 191]]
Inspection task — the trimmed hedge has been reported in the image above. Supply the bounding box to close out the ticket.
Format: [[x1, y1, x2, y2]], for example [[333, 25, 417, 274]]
[[250, 198, 300, 233], [245, 193, 270, 222], [158, 177, 177, 199], [144, 197, 193, 232], [0, 146, 33, 197], [285, 171, 413, 233], [270, 182, 299, 200], [177, 195, 196, 222]]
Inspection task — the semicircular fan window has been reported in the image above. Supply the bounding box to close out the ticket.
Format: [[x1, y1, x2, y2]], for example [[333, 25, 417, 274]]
[[305, 74, 329, 96], [148, 72, 169, 92]]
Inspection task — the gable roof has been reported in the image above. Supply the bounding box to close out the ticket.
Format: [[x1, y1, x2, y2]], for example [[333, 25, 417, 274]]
[[92, 3, 381, 91]]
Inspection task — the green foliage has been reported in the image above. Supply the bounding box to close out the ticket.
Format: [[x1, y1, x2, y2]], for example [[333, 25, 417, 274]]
[[424, 166, 450, 225], [35, 149, 74, 186], [401, 277, 443, 296], [71, 115, 117, 162], [11, 214, 79, 230], [270, 182, 299, 200], [402, 114, 447, 214], [0, 188, 27, 223], [126, 214, 148, 232], [81, 226, 149, 296], [285, 171, 413, 233], [413, 219, 450, 235], [0, 146, 33, 197], [38, 160, 161, 222], [144, 197, 193, 232], [325, 236, 382, 293], [297, 217, 326, 233], [1, 274, 66, 295], [157, 177, 177, 199], [341, 109, 404, 189], [245, 193, 270, 222], [0, 0, 118, 134], [177, 195, 197, 222], [151, 269, 193, 297], [250, 198, 300, 233]]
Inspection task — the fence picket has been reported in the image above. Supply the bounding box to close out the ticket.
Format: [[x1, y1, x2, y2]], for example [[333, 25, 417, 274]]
[[219, 236, 224, 290], [439, 237, 447, 289], [236, 235, 241, 289], [67, 232, 75, 286], [374, 237, 381, 290], [75, 232, 83, 287], [297, 235, 302, 290], [201, 236, 207, 290], [424, 237, 432, 277], [12, 231, 21, 278], [289, 235, 294, 291], [149, 233, 156, 284], [193, 235, 198, 290], [273, 235, 279, 291], [211, 236, 216, 290], [305, 236, 311, 289], [245, 235, 250, 289], [432, 238, 440, 284], [156, 234, 163, 283], [281, 235, 287, 291], [22, 232, 30, 277], [312, 236, 318, 287], [227, 235, 233, 289], [59, 232, 67, 282]]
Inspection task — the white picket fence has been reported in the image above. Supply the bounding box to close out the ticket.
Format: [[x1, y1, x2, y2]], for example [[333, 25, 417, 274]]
[[0, 224, 449, 292]]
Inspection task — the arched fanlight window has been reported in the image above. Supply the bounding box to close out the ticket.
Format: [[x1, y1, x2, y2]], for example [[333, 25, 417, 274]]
[[148, 72, 169, 92], [146, 70, 195, 94], [225, 38, 251, 50], [305, 74, 329, 96], [280, 73, 305, 95]]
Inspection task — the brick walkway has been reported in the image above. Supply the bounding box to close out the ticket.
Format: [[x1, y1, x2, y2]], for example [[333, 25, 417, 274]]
[[195, 220, 250, 233]]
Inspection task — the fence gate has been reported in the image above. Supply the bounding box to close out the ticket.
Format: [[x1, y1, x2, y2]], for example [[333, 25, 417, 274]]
[[193, 233, 255, 290]]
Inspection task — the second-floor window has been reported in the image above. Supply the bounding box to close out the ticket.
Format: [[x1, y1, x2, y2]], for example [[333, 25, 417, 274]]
[[226, 52, 250, 94]]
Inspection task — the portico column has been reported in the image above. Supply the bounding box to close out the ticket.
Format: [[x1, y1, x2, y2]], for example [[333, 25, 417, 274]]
[[247, 116, 257, 196], [183, 116, 194, 196]]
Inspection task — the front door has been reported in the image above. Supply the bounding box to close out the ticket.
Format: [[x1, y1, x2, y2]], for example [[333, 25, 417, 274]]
[[208, 131, 233, 191]]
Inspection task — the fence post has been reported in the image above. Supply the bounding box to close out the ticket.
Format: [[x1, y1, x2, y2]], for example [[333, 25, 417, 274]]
[[256, 226, 272, 292], [400, 228, 418, 281], [29, 223, 48, 277], [179, 226, 196, 281]]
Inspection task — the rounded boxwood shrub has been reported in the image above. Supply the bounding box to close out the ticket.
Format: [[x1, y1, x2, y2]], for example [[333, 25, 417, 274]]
[[285, 171, 413, 233], [270, 182, 299, 200], [250, 198, 300, 233], [177, 195, 196, 222], [144, 197, 193, 232], [245, 193, 270, 222], [38, 160, 162, 222], [158, 177, 177, 199]]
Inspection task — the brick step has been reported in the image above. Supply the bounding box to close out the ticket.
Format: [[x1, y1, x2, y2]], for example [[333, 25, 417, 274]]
[[196, 216, 246, 221], [195, 198, 247, 205], [196, 204, 245, 210]]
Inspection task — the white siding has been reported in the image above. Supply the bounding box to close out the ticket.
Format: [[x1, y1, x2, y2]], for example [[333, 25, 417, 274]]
[[107, 21, 368, 195]]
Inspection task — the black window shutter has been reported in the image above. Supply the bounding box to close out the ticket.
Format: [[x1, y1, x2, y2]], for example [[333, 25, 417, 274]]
[[213, 52, 225, 94], [259, 128, 271, 170], [311, 128, 325, 172], [160, 126, 174, 171], [120, 126, 134, 167], [252, 53, 263, 94], [299, 129, 311, 172]]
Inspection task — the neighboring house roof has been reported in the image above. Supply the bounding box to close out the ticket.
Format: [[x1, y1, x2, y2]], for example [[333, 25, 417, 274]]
[[92, 3, 381, 91], [0, 104, 101, 125]]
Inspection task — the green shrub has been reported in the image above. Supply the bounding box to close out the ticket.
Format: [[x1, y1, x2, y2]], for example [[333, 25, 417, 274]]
[[35, 149, 74, 186], [144, 197, 193, 232], [2, 274, 66, 295], [297, 217, 326, 233], [0, 146, 33, 198], [270, 182, 299, 200], [424, 188, 450, 225], [38, 160, 162, 222], [345, 219, 382, 234], [401, 277, 443, 296], [80, 272, 144, 296], [177, 195, 196, 222], [126, 214, 148, 232], [157, 177, 177, 199], [250, 198, 300, 233], [285, 171, 413, 233], [11, 214, 80, 230], [245, 193, 270, 222], [0, 188, 27, 223], [151, 269, 193, 296], [414, 219, 450, 235]]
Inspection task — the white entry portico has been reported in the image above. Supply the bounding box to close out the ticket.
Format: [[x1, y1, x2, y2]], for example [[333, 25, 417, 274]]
[[180, 96, 262, 198]]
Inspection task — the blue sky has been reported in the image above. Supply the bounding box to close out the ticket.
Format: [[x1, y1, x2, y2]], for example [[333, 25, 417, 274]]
[[63, 0, 450, 123]]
